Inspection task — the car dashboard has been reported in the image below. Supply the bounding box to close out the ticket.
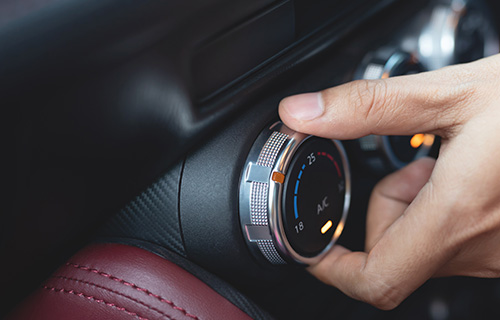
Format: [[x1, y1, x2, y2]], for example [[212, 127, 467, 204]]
[[2, 0, 500, 319]]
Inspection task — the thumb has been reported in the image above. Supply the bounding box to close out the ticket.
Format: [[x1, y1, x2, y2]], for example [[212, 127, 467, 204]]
[[279, 62, 479, 140]]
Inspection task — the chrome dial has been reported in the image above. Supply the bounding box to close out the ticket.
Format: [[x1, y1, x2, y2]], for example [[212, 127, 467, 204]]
[[239, 122, 351, 265]]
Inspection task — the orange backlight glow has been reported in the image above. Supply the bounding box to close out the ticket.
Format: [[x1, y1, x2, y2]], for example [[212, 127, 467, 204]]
[[423, 134, 435, 147], [410, 133, 435, 149], [410, 134, 426, 149], [321, 220, 333, 234]]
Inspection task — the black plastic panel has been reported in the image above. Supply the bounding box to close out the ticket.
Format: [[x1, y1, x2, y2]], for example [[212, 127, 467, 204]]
[[192, 1, 295, 100], [295, 0, 364, 37], [179, 106, 286, 283]]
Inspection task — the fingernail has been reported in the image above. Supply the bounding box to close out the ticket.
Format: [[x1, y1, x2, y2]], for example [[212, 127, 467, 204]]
[[281, 92, 324, 121]]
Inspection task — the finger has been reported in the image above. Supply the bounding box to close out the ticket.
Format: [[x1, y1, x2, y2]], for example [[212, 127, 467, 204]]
[[278, 57, 494, 140], [308, 176, 455, 310], [366, 157, 436, 251]]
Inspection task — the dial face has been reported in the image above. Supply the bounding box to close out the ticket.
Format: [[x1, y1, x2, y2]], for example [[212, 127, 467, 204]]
[[282, 138, 346, 257]]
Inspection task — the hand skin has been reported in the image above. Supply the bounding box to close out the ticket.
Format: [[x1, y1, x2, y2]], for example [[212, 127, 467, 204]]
[[278, 54, 500, 310]]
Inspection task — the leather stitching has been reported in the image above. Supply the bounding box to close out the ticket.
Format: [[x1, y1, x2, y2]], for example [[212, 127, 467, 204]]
[[43, 285, 154, 320], [66, 262, 200, 320], [51, 276, 177, 320]]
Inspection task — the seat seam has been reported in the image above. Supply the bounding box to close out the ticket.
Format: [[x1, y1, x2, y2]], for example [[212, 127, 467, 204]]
[[43, 285, 155, 320], [65, 262, 200, 320], [49, 276, 179, 320]]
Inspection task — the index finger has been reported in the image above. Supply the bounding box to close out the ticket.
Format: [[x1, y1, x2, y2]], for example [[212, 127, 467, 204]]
[[278, 57, 495, 140]]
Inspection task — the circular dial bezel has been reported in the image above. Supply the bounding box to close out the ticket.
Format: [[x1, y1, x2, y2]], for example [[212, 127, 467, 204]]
[[239, 121, 351, 266]]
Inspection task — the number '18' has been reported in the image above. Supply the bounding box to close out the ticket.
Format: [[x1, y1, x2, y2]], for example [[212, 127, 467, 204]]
[[295, 221, 304, 234]]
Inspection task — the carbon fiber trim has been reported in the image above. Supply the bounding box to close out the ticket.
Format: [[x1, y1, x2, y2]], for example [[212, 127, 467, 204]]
[[99, 162, 186, 257]]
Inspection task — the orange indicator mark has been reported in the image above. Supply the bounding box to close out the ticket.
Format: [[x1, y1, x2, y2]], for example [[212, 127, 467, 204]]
[[321, 220, 333, 234], [272, 172, 285, 184]]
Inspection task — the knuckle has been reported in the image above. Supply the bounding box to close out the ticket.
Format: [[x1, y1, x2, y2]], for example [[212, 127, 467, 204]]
[[371, 179, 385, 196], [370, 177, 394, 203], [356, 274, 404, 310], [367, 294, 400, 311], [443, 81, 477, 123], [432, 63, 485, 130], [347, 79, 392, 129]]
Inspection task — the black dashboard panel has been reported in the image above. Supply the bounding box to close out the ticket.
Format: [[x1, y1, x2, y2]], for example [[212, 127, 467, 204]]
[[192, 1, 295, 100]]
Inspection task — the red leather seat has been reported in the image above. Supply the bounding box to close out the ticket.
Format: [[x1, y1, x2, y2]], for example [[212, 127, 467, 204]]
[[7, 243, 254, 320]]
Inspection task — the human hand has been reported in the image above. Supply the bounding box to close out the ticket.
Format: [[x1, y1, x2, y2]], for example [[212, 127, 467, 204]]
[[278, 54, 500, 310]]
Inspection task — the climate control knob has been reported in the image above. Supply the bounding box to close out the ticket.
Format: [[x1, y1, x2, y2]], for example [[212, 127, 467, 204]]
[[239, 122, 350, 265]]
